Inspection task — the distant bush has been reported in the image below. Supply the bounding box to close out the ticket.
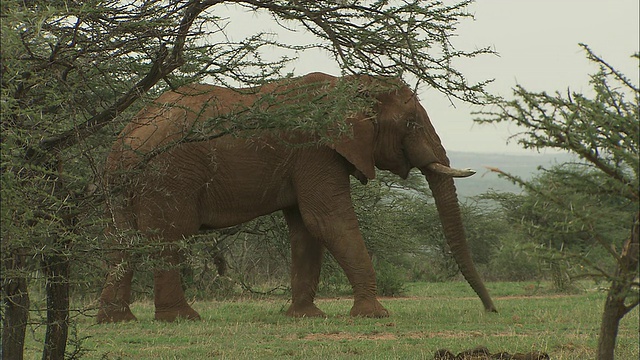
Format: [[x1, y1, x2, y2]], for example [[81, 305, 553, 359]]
[[319, 255, 351, 295], [375, 260, 407, 296], [486, 235, 542, 281]]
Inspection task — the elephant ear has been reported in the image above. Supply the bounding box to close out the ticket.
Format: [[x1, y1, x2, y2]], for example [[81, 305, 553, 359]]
[[330, 115, 376, 181]]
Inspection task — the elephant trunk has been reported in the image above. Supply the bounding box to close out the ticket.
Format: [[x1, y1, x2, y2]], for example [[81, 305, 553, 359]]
[[422, 166, 497, 312]]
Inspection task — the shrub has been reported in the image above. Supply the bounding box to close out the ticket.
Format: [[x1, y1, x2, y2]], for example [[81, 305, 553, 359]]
[[487, 236, 542, 281], [375, 260, 407, 296]]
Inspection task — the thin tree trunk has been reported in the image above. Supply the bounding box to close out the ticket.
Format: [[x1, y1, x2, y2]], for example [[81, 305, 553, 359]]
[[598, 282, 626, 359], [597, 212, 639, 360], [42, 249, 70, 360], [2, 252, 30, 360]]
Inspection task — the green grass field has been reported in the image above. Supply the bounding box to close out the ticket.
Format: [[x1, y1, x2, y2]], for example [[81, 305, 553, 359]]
[[24, 282, 639, 359]]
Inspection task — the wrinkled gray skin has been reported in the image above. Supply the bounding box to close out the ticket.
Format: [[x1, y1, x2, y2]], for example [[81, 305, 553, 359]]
[[97, 72, 496, 323]]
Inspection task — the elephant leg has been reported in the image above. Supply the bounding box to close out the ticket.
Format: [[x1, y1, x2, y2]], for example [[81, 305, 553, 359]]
[[294, 161, 389, 318], [283, 207, 326, 318], [97, 251, 137, 323], [318, 217, 389, 318], [153, 247, 201, 322]]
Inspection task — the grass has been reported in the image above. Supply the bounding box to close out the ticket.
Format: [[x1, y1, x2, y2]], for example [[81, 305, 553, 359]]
[[23, 281, 639, 359]]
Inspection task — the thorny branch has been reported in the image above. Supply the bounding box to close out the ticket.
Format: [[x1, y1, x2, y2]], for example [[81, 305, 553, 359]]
[[26, 1, 222, 164]]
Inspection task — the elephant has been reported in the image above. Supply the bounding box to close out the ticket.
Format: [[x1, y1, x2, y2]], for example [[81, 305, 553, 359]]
[[96, 72, 497, 323]]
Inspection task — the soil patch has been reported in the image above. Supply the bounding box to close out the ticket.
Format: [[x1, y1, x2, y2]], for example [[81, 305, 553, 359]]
[[302, 332, 397, 341]]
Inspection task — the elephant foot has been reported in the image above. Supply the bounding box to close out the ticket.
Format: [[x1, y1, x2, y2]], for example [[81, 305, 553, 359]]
[[154, 305, 201, 322], [96, 304, 137, 324], [350, 298, 389, 318], [286, 302, 327, 318]]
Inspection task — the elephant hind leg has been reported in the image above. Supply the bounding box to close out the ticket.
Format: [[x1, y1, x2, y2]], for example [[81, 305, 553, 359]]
[[152, 247, 201, 322], [153, 268, 201, 322], [134, 200, 202, 322], [98, 210, 139, 323], [97, 266, 137, 323]]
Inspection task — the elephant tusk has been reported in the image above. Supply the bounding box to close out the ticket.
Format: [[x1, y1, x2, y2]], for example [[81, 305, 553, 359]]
[[426, 163, 476, 178]]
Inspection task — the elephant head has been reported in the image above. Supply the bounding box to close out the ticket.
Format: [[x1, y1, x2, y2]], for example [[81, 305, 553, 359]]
[[331, 74, 497, 313]]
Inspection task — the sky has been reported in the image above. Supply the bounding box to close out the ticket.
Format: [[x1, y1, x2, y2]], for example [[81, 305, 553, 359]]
[[211, 1, 639, 154]]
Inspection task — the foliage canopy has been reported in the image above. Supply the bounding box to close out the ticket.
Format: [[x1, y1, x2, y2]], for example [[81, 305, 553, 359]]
[[476, 44, 639, 360]]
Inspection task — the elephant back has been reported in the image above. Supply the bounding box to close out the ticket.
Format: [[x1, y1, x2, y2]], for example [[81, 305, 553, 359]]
[[106, 73, 342, 174], [107, 84, 243, 173]]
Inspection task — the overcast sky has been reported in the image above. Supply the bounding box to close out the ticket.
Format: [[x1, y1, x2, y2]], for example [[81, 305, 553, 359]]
[[214, 1, 639, 154]]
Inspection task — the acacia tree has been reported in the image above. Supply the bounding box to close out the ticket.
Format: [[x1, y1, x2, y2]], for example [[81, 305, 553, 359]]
[[2, 0, 493, 358], [476, 44, 638, 360]]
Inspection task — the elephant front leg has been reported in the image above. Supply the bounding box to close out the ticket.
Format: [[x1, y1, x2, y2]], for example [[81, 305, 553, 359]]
[[331, 242, 389, 318], [308, 214, 389, 318], [295, 173, 389, 318], [283, 207, 326, 318], [153, 249, 201, 322], [97, 254, 137, 323]]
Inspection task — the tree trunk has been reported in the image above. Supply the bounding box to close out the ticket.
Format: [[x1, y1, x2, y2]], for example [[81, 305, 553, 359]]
[[42, 249, 70, 360], [597, 212, 639, 360], [2, 253, 30, 360]]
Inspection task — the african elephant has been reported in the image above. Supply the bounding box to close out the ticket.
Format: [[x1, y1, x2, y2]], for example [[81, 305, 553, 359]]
[[97, 72, 496, 323]]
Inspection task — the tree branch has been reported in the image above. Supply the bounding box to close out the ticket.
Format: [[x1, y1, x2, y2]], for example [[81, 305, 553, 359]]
[[27, 0, 221, 164]]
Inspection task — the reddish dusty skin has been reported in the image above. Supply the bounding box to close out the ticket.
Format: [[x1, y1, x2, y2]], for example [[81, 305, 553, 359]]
[[97, 72, 494, 323]]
